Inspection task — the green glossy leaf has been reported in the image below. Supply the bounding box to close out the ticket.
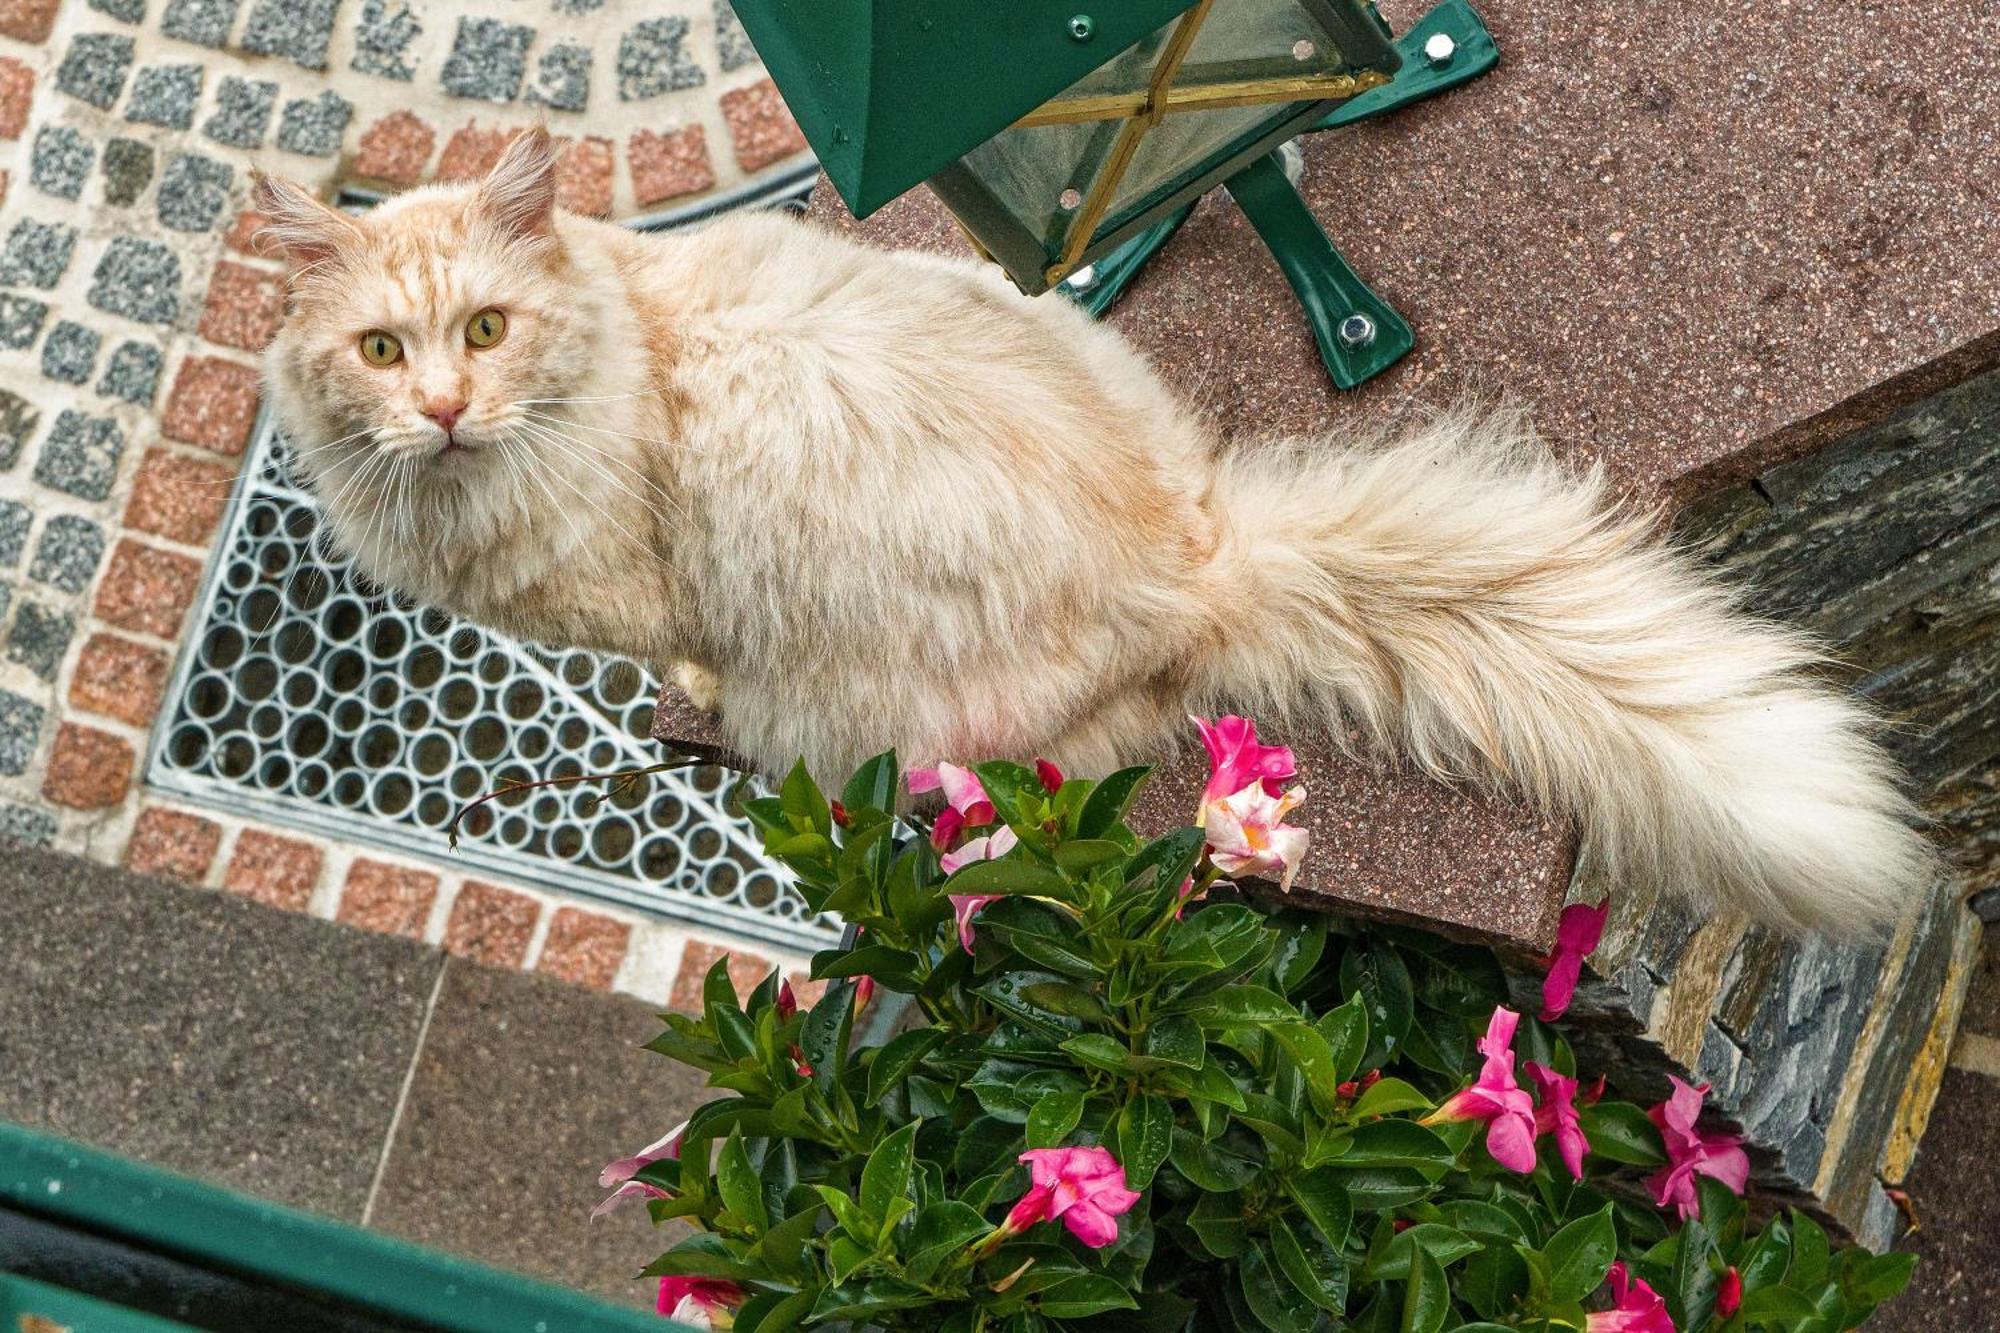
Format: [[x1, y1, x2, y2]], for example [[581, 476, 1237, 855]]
[[1033, 1273, 1140, 1318], [1740, 1286, 1819, 1319], [1169, 1127, 1261, 1191], [1369, 1224, 1481, 1280], [860, 1120, 920, 1225], [1543, 1203, 1617, 1305], [1318, 995, 1370, 1082], [1332, 1119, 1457, 1172], [1142, 1013, 1206, 1069], [1269, 1022, 1341, 1114], [1402, 1246, 1450, 1333], [1789, 1210, 1831, 1288], [903, 1201, 993, 1283], [1282, 1167, 1353, 1249], [1019, 980, 1111, 1023], [1579, 1101, 1667, 1166], [768, 756, 824, 832], [1459, 1244, 1530, 1322], [1053, 838, 1127, 872], [1341, 939, 1415, 1070], [1188, 1189, 1248, 1259], [1239, 1239, 1319, 1333], [1351, 1076, 1434, 1119], [1075, 765, 1150, 837], [1840, 1248, 1916, 1307], [811, 944, 916, 980], [1115, 1093, 1173, 1190], [715, 1130, 768, 1231], [1060, 1033, 1133, 1074], [1198, 984, 1301, 1026], [945, 855, 1076, 901], [1270, 1214, 1347, 1313], [864, 1027, 945, 1104], [800, 977, 855, 1095], [840, 749, 898, 814], [1026, 1089, 1086, 1148], [733, 1289, 817, 1333]]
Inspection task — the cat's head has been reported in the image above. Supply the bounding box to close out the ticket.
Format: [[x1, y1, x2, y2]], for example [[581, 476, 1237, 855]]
[[254, 129, 599, 484]]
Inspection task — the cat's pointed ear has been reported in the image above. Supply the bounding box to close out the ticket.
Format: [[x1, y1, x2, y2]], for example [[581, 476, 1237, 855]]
[[251, 171, 360, 273], [478, 127, 560, 242]]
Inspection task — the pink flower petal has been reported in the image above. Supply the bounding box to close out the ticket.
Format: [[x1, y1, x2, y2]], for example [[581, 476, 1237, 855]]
[[1540, 899, 1610, 1021]]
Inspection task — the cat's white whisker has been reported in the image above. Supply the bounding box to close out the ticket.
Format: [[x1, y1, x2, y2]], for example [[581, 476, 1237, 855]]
[[510, 416, 686, 518], [507, 426, 661, 561]]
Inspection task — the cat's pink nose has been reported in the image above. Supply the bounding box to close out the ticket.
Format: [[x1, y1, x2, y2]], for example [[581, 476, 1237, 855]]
[[422, 399, 466, 431]]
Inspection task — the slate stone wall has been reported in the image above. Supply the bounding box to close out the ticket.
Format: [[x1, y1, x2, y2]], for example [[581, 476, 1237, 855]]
[[1553, 368, 1999, 1246]]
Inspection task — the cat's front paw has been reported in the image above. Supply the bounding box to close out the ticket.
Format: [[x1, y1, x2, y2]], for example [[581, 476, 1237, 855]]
[[672, 662, 724, 715]]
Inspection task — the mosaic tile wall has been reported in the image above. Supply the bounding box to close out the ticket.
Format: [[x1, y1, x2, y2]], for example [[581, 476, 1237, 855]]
[[0, 0, 821, 1001]]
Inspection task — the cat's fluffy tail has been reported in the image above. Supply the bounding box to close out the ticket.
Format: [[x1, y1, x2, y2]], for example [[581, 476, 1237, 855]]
[[1200, 410, 1936, 935]]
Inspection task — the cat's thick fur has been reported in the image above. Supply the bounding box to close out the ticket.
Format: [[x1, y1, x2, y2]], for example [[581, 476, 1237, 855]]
[[256, 130, 1935, 936]]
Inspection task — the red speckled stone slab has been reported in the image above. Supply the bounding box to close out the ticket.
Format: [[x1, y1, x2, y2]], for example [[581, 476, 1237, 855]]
[[658, 0, 2000, 950]]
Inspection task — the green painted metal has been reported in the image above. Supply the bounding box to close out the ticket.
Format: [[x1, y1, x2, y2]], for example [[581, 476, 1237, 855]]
[[1313, 0, 1498, 129], [928, 0, 1400, 295], [1060, 0, 1497, 391], [1225, 151, 1413, 388], [724, 0, 1204, 217], [1, 1273, 194, 1332], [0, 1122, 677, 1333], [1062, 202, 1197, 317]]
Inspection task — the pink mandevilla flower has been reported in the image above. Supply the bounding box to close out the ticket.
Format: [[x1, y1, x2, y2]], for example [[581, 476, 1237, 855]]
[[1524, 1062, 1592, 1180], [907, 763, 997, 827], [1423, 1007, 1539, 1173], [1201, 783, 1311, 890], [593, 1122, 684, 1220], [940, 825, 1017, 877], [1586, 1262, 1676, 1333], [1191, 715, 1297, 809], [1003, 1146, 1142, 1249], [656, 1276, 747, 1327], [1540, 898, 1610, 1021], [1645, 1075, 1749, 1221]]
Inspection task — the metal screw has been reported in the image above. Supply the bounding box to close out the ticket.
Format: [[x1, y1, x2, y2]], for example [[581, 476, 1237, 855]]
[[1423, 32, 1457, 67], [1068, 13, 1094, 41], [1337, 314, 1377, 349], [1064, 263, 1100, 293]]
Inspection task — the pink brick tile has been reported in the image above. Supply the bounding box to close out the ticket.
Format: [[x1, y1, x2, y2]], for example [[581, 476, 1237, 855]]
[[69, 631, 168, 727], [223, 829, 323, 911], [125, 806, 222, 884], [444, 880, 541, 969], [536, 907, 631, 990], [42, 723, 134, 810], [337, 858, 440, 939]]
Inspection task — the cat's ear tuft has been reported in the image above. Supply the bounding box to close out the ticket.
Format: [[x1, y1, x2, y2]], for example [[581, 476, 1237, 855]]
[[478, 127, 560, 242], [251, 171, 359, 273]]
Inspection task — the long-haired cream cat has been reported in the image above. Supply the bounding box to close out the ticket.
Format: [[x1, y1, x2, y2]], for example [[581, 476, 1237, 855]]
[[254, 130, 1934, 936]]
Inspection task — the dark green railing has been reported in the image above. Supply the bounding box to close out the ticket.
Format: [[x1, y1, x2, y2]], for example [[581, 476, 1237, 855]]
[[0, 1122, 678, 1332]]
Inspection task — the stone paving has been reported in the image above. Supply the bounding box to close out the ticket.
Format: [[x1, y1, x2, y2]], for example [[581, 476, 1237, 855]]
[[0, 0, 815, 1008]]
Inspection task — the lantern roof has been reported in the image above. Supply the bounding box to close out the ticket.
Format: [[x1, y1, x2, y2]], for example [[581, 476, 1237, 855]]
[[726, 0, 1207, 218]]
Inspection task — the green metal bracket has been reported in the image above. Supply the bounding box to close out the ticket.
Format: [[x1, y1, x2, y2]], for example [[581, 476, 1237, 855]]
[[1060, 203, 1196, 317], [1225, 152, 1414, 390], [0, 1121, 678, 1332], [1315, 0, 1500, 131], [1060, 0, 1498, 391]]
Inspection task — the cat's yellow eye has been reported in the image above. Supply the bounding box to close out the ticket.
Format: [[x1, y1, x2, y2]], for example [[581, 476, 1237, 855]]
[[465, 308, 507, 348], [358, 330, 402, 367]]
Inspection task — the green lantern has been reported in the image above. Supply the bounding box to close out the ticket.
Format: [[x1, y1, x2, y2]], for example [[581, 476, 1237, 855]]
[[728, 0, 1498, 388]]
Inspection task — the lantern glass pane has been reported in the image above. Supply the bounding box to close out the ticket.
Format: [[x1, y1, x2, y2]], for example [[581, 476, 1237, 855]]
[[956, 0, 1368, 260]]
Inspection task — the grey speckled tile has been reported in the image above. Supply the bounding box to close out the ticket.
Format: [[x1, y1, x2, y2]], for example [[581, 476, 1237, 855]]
[[0, 846, 443, 1220], [366, 960, 709, 1310]]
